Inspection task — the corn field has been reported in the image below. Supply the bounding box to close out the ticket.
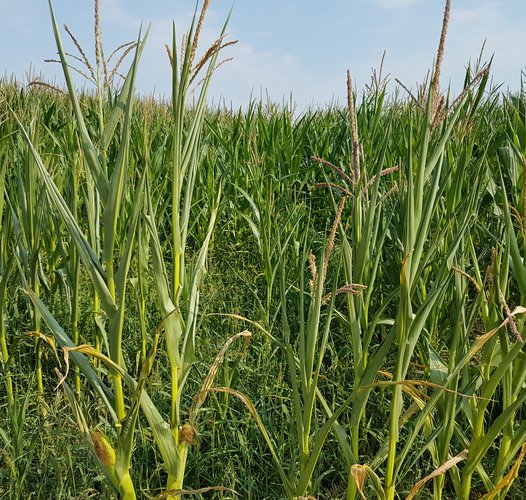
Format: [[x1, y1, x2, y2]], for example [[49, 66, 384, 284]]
[[1, 1, 526, 499]]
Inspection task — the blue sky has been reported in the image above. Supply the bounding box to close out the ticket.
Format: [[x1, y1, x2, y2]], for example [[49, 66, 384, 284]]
[[1, 1, 525, 109]]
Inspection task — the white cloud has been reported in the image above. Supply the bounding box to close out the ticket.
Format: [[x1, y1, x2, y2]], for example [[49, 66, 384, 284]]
[[373, 0, 420, 9], [96, 1, 344, 110], [445, 1, 526, 90], [207, 41, 344, 110], [363, 1, 525, 97], [3, 0, 523, 110], [453, 1, 503, 23]]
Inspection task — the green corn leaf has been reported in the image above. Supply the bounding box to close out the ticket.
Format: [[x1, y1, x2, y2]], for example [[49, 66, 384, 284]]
[[394, 307, 526, 479], [500, 175, 526, 297], [101, 27, 150, 152], [102, 27, 149, 276], [25, 289, 117, 422], [13, 114, 116, 316], [464, 390, 526, 475], [114, 165, 147, 305], [145, 181, 184, 370], [182, 187, 221, 367], [47, 0, 109, 202], [298, 387, 361, 495]]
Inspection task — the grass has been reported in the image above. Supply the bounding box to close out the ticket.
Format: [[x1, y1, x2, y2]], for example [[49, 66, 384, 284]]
[[1, 0, 526, 498]]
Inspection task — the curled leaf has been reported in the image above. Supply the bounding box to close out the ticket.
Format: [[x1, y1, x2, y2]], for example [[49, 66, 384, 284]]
[[481, 442, 526, 500], [350, 464, 385, 499], [192, 330, 251, 413], [407, 449, 468, 500]]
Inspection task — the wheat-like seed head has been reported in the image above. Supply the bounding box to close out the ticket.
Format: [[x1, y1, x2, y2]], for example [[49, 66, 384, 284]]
[[100, 36, 108, 87], [180, 32, 188, 68], [360, 166, 399, 197], [322, 283, 367, 304], [189, 0, 210, 71], [499, 292, 524, 343], [45, 58, 95, 83], [346, 70, 358, 141], [308, 252, 318, 291], [165, 44, 174, 68], [27, 80, 67, 96], [190, 34, 224, 82], [190, 37, 237, 85], [381, 181, 399, 203], [347, 70, 360, 184], [450, 67, 490, 112], [431, 0, 451, 105], [452, 266, 482, 294], [190, 56, 235, 93], [431, 95, 446, 130], [486, 247, 497, 289], [63, 24, 96, 81], [94, 0, 101, 68], [107, 42, 135, 64], [321, 195, 347, 290], [108, 42, 137, 87], [311, 155, 354, 186], [395, 78, 423, 110], [314, 182, 353, 197]]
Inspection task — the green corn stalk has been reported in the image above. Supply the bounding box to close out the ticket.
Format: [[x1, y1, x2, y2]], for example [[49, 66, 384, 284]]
[[425, 69, 496, 500], [378, 93, 524, 499], [0, 142, 14, 406], [11, 1, 149, 495], [384, 89, 475, 499], [310, 64, 486, 498], [12, 1, 235, 497], [220, 202, 363, 498], [0, 384, 39, 498], [139, 4, 235, 491], [279, 228, 342, 497], [452, 141, 526, 498], [10, 115, 48, 395]]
